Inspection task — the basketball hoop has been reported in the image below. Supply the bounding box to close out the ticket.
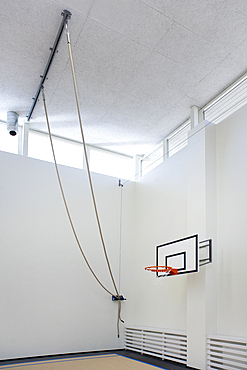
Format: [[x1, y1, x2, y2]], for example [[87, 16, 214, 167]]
[[145, 266, 178, 277]]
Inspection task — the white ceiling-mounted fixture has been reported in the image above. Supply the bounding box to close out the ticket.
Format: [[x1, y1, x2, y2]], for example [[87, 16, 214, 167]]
[[7, 111, 19, 136]]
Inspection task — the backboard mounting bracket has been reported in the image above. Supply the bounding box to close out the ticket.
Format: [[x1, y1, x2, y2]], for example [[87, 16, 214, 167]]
[[199, 239, 212, 266]]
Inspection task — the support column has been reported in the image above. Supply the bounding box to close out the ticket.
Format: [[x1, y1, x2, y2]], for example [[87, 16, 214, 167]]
[[18, 125, 23, 155], [190, 106, 199, 129], [23, 122, 29, 156], [134, 155, 143, 180], [186, 121, 217, 369]]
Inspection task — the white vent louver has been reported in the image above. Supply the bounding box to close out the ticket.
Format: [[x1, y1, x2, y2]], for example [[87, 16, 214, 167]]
[[204, 76, 247, 125], [207, 335, 247, 370], [124, 326, 187, 365]]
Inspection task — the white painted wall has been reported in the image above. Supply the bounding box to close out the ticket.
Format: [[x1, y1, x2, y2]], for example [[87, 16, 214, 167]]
[[186, 121, 217, 370], [0, 151, 134, 359], [216, 104, 247, 338], [1, 103, 247, 366], [131, 110, 247, 369], [132, 148, 188, 330]]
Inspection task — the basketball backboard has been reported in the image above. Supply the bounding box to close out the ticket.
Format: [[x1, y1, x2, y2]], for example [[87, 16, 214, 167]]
[[156, 235, 198, 276]]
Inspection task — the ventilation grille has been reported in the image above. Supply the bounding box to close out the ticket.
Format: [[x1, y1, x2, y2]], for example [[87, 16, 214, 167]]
[[207, 335, 247, 369], [124, 326, 187, 365], [204, 76, 247, 125]]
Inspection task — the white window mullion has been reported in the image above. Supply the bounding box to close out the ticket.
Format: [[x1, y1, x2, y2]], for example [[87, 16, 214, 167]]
[[18, 125, 23, 155], [23, 122, 29, 156]]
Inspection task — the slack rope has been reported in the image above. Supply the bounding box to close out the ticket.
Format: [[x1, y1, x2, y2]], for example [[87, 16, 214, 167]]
[[41, 22, 124, 337], [65, 23, 119, 299], [65, 23, 124, 336], [41, 87, 114, 298]]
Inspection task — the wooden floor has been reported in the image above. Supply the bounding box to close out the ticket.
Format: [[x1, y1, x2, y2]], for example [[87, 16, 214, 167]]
[[0, 350, 196, 370], [0, 354, 160, 370]]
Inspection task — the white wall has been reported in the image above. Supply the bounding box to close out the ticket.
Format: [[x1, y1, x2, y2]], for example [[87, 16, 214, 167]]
[[186, 121, 218, 370], [0, 151, 134, 359], [216, 104, 247, 338], [131, 110, 247, 369], [1, 103, 247, 366], [132, 148, 188, 330]]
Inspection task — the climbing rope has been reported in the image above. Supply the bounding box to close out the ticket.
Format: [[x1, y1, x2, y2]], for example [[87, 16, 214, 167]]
[[40, 22, 124, 337], [42, 87, 114, 297], [65, 24, 119, 298]]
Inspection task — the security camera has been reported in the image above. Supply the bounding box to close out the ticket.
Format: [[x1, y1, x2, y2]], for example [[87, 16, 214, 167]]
[[7, 111, 19, 136]]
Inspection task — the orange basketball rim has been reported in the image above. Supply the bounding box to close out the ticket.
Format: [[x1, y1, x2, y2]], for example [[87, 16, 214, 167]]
[[145, 266, 178, 276]]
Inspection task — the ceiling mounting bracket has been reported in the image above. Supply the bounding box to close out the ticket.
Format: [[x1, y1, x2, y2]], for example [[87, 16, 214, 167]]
[[26, 9, 72, 122]]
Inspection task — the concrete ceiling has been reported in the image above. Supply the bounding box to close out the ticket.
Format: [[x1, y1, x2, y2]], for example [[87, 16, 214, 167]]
[[1, 0, 247, 156]]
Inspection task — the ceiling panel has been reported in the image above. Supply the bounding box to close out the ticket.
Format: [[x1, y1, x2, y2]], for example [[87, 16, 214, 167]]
[[89, 0, 174, 48], [155, 23, 229, 74], [76, 18, 152, 71], [142, 0, 247, 49], [1, 0, 247, 157], [57, 0, 95, 16], [228, 0, 247, 15]]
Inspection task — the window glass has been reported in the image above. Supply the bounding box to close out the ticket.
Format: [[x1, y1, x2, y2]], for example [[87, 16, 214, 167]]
[[28, 131, 53, 163], [28, 130, 133, 178], [141, 145, 163, 177], [28, 131, 84, 169], [89, 147, 132, 179], [168, 121, 191, 158], [52, 136, 83, 169], [0, 122, 18, 154]]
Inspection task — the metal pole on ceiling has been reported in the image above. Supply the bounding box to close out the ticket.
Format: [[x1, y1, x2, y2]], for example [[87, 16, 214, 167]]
[[26, 9, 72, 122]]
